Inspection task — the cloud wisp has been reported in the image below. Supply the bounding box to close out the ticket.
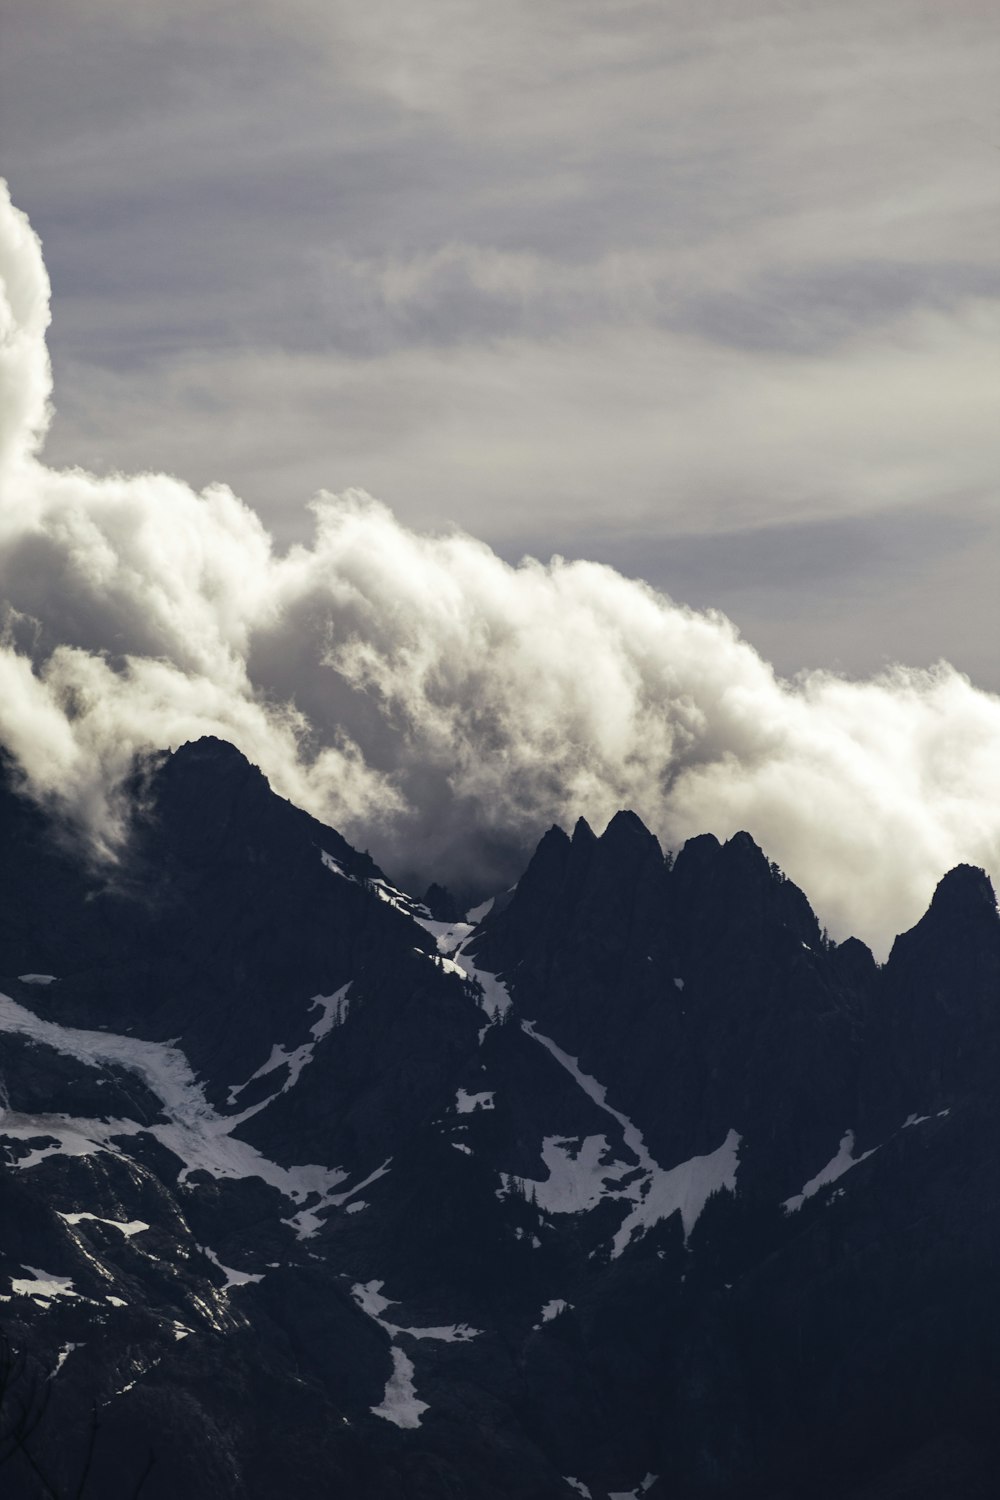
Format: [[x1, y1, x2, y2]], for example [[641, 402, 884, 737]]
[[1, 182, 998, 954]]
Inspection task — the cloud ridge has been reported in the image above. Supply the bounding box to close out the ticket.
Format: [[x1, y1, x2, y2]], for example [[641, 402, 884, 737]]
[[1, 182, 998, 953]]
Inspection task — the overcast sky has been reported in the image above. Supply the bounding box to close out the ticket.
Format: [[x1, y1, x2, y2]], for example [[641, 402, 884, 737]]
[[3, 0, 997, 686], [1, 4, 999, 950]]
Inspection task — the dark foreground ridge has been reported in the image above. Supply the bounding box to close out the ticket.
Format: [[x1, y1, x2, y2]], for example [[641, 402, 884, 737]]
[[1, 739, 998, 1499]]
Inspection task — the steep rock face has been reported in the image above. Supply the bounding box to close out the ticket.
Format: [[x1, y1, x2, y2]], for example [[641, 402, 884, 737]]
[[1, 740, 998, 1500], [470, 820, 871, 1198], [872, 864, 1000, 1121]]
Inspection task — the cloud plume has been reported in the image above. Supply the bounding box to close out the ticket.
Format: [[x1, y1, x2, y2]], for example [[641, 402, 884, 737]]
[[1, 181, 998, 954]]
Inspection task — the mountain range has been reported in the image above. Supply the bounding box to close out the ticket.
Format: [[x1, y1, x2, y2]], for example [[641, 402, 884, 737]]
[[1, 737, 998, 1499]]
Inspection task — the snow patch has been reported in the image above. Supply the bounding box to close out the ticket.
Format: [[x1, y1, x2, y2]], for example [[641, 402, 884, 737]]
[[11, 1268, 78, 1301], [0, 989, 385, 1240], [673, 978, 685, 991], [564, 1481, 591, 1498], [520, 1020, 740, 1253], [415, 917, 475, 953], [199, 1244, 264, 1289], [52, 1342, 80, 1376], [1, 1117, 111, 1170], [354, 1278, 481, 1430], [783, 1130, 878, 1213], [351, 1280, 480, 1343], [609, 1476, 658, 1500], [371, 1347, 427, 1429], [504, 1135, 635, 1215], [455, 1088, 495, 1114], [227, 984, 352, 1107], [409, 909, 512, 1023], [18, 974, 57, 985], [309, 983, 352, 1039], [466, 965, 512, 1021], [59, 1212, 149, 1238], [611, 1132, 741, 1258]]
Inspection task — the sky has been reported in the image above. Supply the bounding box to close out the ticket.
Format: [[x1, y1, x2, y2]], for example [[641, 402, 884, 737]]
[[0, 0, 998, 951]]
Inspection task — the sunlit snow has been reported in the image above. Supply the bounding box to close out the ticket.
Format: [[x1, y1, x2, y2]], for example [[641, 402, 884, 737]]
[[0, 990, 384, 1239], [519, 1020, 740, 1253], [58, 1212, 149, 1238], [11, 1268, 79, 1301]]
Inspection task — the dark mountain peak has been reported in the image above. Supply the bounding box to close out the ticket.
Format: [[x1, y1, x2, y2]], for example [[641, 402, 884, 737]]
[[672, 830, 721, 871], [533, 821, 572, 863], [136, 736, 381, 894], [423, 882, 462, 922], [928, 863, 997, 920], [829, 933, 879, 988], [156, 735, 266, 799], [884, 862, 1000, 995], [724, 829, 766, 861], [672, 828, 821, 952], [675, 828, 783, 887], [599, 809, 662, 860], [572, 815, 597, 846], [876, 862, 1000, 1117], [496, 823, 571, 914], [173, 734, 254, 767], [890, 864, 999, 962]]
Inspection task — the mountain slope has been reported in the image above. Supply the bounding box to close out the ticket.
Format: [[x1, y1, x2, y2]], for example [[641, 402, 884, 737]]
[[1, 740, 998, 1499]]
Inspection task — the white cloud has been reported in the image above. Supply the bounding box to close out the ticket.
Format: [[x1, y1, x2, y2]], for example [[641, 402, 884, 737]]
[[0, 183, 51, 471], [2, 182, 999, 953]]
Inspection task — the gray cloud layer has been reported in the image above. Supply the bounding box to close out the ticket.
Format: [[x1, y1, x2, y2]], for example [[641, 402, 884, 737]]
[[2, 184, 998, 955], [2, 0, 998, 687]]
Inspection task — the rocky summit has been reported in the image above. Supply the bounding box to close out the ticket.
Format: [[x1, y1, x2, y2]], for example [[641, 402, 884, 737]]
[[1, 739, 998, 1499]]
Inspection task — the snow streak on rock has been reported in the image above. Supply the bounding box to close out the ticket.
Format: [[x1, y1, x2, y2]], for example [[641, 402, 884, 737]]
[[0, 990, 382, 1238], [226, 985, 352, 1106], [371, 1347, 427, 1430], [519, 1020, 740, 1253], [783, 1130, 878, 1214], [351, 1278, 481, 1430], [58, 1212, 149, 1238]]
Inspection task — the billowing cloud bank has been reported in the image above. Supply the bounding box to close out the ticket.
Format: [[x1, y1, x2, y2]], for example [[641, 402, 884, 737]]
[[1, 182, 998, 953]]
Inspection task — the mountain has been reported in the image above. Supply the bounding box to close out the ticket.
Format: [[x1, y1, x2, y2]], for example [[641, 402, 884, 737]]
[[1, 738, 998, 1499]]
